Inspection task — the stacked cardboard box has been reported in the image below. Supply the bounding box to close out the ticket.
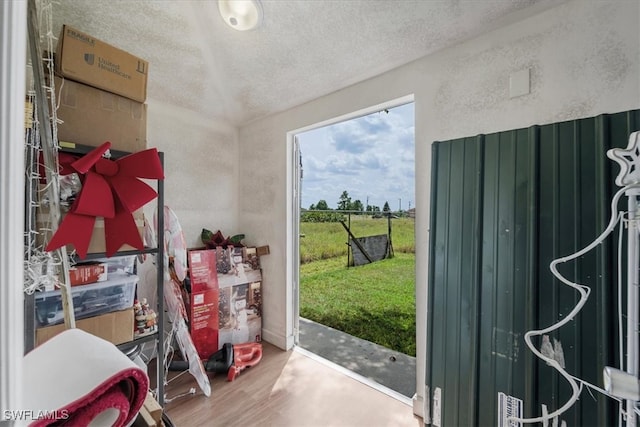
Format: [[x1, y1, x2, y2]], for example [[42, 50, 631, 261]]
[[36, 308, 134, 346], [38, 25, 148, 255], [214, 246, 263, 349], [54, 24, 148, 152], [53, 75, 147, 153]]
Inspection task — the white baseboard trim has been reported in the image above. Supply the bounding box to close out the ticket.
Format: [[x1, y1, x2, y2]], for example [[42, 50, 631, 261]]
[[261, 327, 290, 350]]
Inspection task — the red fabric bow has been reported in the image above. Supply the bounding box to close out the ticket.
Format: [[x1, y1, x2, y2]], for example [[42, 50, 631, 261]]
[[46, 142, 164, 258]]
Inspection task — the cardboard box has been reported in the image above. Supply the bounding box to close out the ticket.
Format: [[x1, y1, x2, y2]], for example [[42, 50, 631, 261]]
[[54, 75, 147, 153], [69, 261, 107, 286], [256, 245, 270, 257], [133, 406, 156, 427], [143, 393, 163, 425], [133, 393, 162, 427], [56, 25, 148, 102], [190, 249, 219, 293], [187, 249, 219, 360], [215, 246, 263, 287], [36, 307, 134, 346], [190, 289, 219, 359], [196, 246, 264, 349], [37, 208, 145, 257], [217, 281, 262, 349]]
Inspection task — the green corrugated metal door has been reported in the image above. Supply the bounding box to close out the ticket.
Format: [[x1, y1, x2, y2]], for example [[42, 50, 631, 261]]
[[427, 110, 640, 426]]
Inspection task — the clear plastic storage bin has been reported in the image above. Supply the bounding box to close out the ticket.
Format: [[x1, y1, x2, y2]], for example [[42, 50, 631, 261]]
[[35, 273, 138, 327], [90, 255, 137, 276]]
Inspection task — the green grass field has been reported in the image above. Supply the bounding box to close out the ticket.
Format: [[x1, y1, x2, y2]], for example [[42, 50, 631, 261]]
[[299, 216, 416, 356], [300, 216, 415, 263]]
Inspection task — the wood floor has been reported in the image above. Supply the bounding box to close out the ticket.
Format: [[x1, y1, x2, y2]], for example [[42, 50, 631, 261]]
[[163, 342, 422, 427]]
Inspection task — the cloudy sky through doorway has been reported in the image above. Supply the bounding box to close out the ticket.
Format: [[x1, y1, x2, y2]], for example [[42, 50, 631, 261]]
[[298, 102, 415, 212]]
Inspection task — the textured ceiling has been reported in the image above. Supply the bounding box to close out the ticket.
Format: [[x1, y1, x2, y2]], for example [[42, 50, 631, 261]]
[[49, 0, 564, 126]]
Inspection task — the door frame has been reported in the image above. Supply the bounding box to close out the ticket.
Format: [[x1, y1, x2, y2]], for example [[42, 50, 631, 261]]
[[284, 94, 415, 354], [1, 0, 27, 412]]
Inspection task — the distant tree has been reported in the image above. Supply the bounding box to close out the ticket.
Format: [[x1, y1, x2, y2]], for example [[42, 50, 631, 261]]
[[383, 201, 390, 212], [315, 200, 329, 210], [300, 211, 346, 223], [309, 203, 315, 210], [351, 199, 364, 212], [337, 191, 351, 211], [366, 205, 380, 213]]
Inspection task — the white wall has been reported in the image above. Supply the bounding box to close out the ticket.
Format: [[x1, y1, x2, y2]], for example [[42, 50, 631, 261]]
[[237, 0, 639, 417], [146, 101, 240, 249]]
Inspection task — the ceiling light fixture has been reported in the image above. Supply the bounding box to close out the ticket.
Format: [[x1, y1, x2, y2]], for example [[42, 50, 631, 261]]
[[218, 0, 263, 31]]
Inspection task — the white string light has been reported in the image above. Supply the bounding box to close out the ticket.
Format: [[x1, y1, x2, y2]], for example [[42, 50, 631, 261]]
[[510, 183, 640, 424], [24, 0, 66, 295]]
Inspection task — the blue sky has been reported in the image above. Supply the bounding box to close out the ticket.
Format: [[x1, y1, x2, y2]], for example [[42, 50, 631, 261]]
[[298, 102, 415, 212]]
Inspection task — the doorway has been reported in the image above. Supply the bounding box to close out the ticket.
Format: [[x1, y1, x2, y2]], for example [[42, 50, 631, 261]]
[[290, 99, 416, 399]]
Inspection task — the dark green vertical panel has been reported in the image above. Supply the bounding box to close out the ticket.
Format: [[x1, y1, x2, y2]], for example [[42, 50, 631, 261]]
[[426, 139, 441, 414], [427, 136, 483, 426], [535, 118, 613, 426], [460, 136, 484, 425], [476, 131, 501, 424], [455, 135, 484, 427], [511, 127, 537, 411], [593, 113, 615, 427], [477, 129, 536, 425], [574, 117, 605, 425], [428, 139, 451, 413], [537, 120, 581, 423], [427, 109, 640, 427], [441, 137, 464, 427], [428, 138, 453, 423], [536, 122, 560, 415], [524, 125, 540, 419]]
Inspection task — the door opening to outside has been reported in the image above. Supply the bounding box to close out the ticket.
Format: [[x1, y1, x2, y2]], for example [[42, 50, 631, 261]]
[[292, 101, 416, 399]]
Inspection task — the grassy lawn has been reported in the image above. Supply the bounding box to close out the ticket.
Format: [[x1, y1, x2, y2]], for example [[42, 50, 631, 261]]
[[300, 251, 416, 357]]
